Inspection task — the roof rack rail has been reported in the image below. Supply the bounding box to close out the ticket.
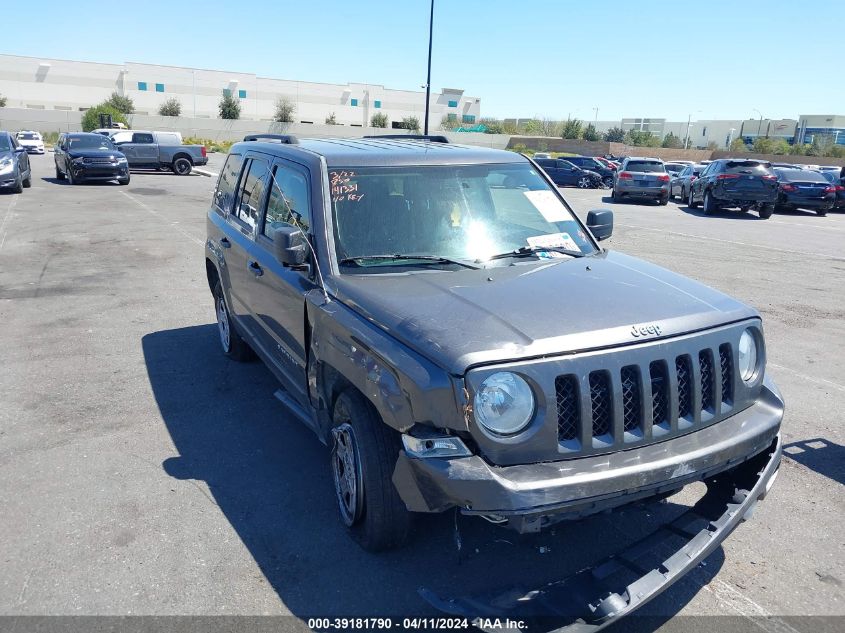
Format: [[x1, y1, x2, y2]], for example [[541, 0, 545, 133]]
[[363, 134, 449, 144], [242, 134, 299, 144]]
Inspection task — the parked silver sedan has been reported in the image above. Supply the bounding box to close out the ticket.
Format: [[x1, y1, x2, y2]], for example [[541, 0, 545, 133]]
[[670, 164, 706, 201]]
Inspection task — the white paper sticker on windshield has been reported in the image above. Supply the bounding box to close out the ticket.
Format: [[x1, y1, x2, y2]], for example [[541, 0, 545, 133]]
[[523, 190, 568, 223], [527, 232, 581, 256]]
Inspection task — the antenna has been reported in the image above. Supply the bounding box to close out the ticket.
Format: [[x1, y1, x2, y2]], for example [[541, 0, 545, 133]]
[[268, 169, 330, 304]]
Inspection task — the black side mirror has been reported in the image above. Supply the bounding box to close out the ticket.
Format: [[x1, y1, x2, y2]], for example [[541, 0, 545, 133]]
[[587, 209, 613, 241], [270, 224, 309, 268]]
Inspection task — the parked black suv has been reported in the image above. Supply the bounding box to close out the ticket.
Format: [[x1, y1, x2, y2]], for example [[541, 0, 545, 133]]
[[534, 158, 602, 188], [54, 133, 130, 185], [561, 155, 616, 187], [204, 134, 782, 627], [688, 159, 778, 218]]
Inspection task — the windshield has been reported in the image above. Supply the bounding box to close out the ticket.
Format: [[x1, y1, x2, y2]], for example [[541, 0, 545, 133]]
[[67, 136, 115, 151], [18, 133, 39, 140], [330, 163, 597, 270], [0, 136, 11, 152]]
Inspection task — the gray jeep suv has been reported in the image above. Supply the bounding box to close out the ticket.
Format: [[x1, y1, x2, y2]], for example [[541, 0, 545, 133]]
[[205, 135, 782, 626]]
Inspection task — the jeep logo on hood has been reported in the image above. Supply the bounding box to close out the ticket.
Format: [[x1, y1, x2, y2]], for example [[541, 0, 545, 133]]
[[631, 323, 662, 338]]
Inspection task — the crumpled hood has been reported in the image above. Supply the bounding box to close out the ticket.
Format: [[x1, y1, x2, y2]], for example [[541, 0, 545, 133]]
[[330, 251, 757, 375]]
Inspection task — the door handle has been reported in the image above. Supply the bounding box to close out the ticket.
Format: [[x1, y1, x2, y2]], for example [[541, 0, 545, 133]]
[[219, 237, 231, 248], [248, 260, 263, 277]]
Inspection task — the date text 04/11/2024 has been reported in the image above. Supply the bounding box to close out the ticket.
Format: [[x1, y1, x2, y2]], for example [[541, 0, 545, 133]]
[[307, 618, 528, 630]]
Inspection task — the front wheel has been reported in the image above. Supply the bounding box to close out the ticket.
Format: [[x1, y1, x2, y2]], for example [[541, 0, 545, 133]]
[[816, 209, 827, 217], [577, 176, 591, 189], [172, 157, 193, 176], [55, 163, 66, 180], [118, 175, 130, 186], [12, 175, 23, 194], [22, 172, 32, 188], [759, 204, 774, 219], [331, 389, 412, 552]]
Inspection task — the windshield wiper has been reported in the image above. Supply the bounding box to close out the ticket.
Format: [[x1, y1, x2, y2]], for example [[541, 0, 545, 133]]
[[339, 254, 479, 269], [483, 246, 587, 262]]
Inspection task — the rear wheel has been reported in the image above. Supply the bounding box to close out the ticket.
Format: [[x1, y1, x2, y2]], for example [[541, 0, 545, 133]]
[[688, 189, 699, 209], [703, 190, 717, 215], [213, 281, 254, 361], [331, 389, 412, 552], [172, 157, 192, 176], [611, 188, 620, 202], [759, 204, 774, 219], [816, 209, 827, 217], [658, 195, 669, 206], [22, 172, 32, 188], [55, 163, 65, 180]]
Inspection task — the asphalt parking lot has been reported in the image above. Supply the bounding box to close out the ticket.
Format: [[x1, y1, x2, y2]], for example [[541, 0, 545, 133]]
[[0, 153, 843, 631]]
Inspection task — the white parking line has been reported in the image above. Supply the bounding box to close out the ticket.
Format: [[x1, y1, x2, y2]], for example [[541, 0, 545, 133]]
[[769, 362, 845, 392], [119, 191, 204, 247], [767, 219, 845, 232], [617, 223, 845, 261], [701, 578, 802, 633], [0, 195, 18, 252]]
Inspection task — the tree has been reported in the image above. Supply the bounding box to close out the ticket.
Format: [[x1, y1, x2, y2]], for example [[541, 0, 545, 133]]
[[522, 119, 542, 135], [81, 104, 129, 132], [661, 132, 682, 148], [325, 112, 337, 125], [625, 129, 659, 147], [439, 115, 459, 131], [219, 91, 241, 120], [730, 137, 748, 152], [0, 93, 7, 108], [808, 133, 835, 157], [770, 139, 791, 155], [789, 143, 809, 156], [561, 118, 583, 139], [370, 112, 389, 128], [604, 126, 625, 142], [401, 116, 420, 132], [582, 123, 601, 142], [273, 97, 295, 123], [105, 91, 134, 114], [752, 137, 776, 154], [539, 118, 560, 137], [478, 117, 504, 134], [158, 97, 182, 117]]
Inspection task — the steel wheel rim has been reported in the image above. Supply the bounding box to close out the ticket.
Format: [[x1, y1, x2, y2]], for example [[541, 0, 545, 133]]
[[331, 422, 363, 526], [216, 295, 231, 351]]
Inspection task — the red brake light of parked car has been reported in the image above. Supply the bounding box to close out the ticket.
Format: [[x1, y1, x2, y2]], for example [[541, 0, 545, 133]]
[[201, 146, 207, 158], [657, 174, 670, 182], [781, 184, 797, 192], [836, 185, 845, 192], [618, 172, 632, 180], [823, 185, 835, 194], [716, 174, 741, 180]]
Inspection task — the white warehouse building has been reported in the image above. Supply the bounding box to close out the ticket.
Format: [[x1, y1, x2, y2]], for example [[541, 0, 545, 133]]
[[0, 54, 482, 129]]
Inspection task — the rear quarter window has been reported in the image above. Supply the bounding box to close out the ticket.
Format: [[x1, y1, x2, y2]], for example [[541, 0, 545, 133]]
[[214, 153, 244, 213]]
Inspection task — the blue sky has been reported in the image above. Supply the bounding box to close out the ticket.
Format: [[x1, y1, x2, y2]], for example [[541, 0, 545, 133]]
[[2, 0, 842, 121]]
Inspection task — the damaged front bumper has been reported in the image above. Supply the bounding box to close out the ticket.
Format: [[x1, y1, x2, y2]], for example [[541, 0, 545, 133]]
[[420, 434, 781, 630], [393, 380, 782, 533]]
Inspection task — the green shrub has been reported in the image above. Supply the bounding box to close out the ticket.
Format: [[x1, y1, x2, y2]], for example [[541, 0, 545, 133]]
[[325, 112, 337, 125], [604, 126, 625, 142], [401, 116, 420, 132], [561, 118, 583, 139], [105, 91, 134, 114], [662, 132, 682, 148], [729, 137, 748, 152], [219, 91, 241, 120], [0, 93, 7, 108], [182, 136, 234, 153], [582, 123, 600, 142], [370, 112, 389, 128], [81, 104, 129, 132], [158, 97, 182, 117], [273, 97, 295, 123]]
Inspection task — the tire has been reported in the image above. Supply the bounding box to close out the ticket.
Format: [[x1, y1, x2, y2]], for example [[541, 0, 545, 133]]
[[611, 188, 620, 202], [22, 172, 32, 188], [213, 281, 254, 361], [55, 163, 66, 180], [577, 176, 591, 189], [66, 167, 75, 185], [172, 156, 193, 176], [658, 195, 669, 206], [331, 388, 412, 552], [603, 177, 614, 189], [758, 204, 774, 219], [703, 190, 717, 215], [688, 189, 699, 209], [118, 175, 130, 186], [12, 175, 23, 194], [817, 209, 827, 217], [680, 186, 686, 201]]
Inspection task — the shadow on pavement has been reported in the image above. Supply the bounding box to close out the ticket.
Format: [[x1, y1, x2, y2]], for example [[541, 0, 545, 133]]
[[783, 438, 845, 486], [143, 324, 725, 626]]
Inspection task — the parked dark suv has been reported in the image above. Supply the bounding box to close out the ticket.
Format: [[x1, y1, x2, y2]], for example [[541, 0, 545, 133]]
[[534, 158, 602, 188], [563, 155, 616, 187], [688, 159, 778, 218], [205, 134, 782, 627], [54, 133, 130, 185]]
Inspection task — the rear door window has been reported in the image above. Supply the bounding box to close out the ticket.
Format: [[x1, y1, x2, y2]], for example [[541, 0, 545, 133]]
[[626, 161, 665, 173], [233, 158, 270, 229], [214, 153, 244, 213]]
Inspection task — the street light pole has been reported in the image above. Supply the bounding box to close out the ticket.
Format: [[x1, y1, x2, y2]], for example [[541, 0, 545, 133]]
[[683, 113, 692, 149], [753, 109, 763, 138], [423, 0, 434, 135]]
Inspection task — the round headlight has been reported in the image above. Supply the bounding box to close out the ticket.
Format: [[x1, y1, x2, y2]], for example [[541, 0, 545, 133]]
[[738, 329, 758, 383], [473, 372, 535, 436]]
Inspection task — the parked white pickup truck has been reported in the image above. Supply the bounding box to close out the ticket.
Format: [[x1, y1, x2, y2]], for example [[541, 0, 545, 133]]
[[110, 130, 207, 175]]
